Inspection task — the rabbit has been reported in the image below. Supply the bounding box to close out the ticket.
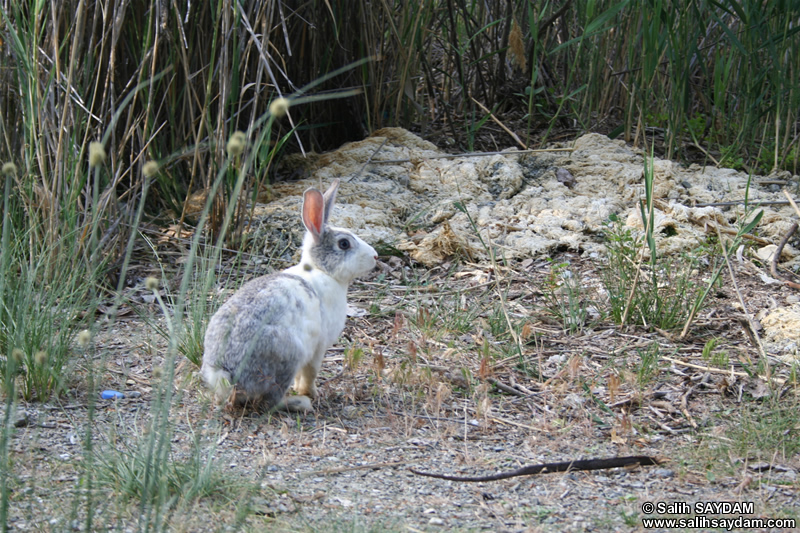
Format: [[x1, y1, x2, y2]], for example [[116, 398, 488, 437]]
[[201, 179, 378, 412]]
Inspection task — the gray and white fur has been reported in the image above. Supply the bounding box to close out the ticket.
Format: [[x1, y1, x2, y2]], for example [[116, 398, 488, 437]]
[[201, 179, 377, 411]]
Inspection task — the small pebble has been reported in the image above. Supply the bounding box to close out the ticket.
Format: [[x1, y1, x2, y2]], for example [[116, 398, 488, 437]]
[[14, 410, 30, 428], [428, 517, 445, 526], [655, 468, 674, 478]]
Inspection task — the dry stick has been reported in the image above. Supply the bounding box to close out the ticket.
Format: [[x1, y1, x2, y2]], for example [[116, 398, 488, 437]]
[[679, 386, 698, 429], [487, 377, 528, 397], [620, 247, 645, 327], [488, 416, 546, 433], [773, 189, 800, 289], [693, 200, 791, 208], [662, 355, 785, 385], [410, 456, 665, 482], [706, 224, 771, 245], [369, 147, 574, 164], [648, 415, 681, 435], [714, 225, 768, 367], [688, 143, 721, 166], [770, 222, 797, 280], [347, 137, 388, 183], [783, 189, 800, 219], [470, 96, 529, 150]]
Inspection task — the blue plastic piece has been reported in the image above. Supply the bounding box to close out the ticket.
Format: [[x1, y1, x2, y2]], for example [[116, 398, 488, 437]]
[[101, 390, 125, 400]]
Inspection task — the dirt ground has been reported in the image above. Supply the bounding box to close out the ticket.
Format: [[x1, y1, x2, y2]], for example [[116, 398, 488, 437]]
[[4, 131, 800, 532]]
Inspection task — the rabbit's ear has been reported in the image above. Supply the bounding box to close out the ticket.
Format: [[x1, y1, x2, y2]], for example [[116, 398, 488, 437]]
[[302, 188, 325, 243], [321, 178, 340, 225]]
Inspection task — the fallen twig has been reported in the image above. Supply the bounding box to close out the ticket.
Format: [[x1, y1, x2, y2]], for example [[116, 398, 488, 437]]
[[693, 200, 790, 208], [777, 191, 800, 289], [470, 97, 528, 149], [782, 189, 800, 219], [770, 221, 797, 280], [680, 386, 698, 429], [662, 355, 785, 385], [410, 456, 666, 482], [368, 147, 573, 165], [487, 416, 547, 433], [348, 138, 388, 182], [487, 377, 528, 397]]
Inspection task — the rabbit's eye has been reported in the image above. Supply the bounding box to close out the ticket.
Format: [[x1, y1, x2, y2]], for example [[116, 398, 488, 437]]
[[338, 238, 351, 250]]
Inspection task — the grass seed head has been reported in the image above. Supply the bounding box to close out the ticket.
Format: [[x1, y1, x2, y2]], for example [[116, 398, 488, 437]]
[[227, 131, 247, 158], [11, 348, 24, 363], [269, 97, 290, 118], [508, 18, 527, 71], [2, 162, 17, 175], [145, 276, 160, 291], [143, 161, 160, 178], [89, 142, 107, 167], [34, 350, 48, 366], [77, 329, 92, 348]]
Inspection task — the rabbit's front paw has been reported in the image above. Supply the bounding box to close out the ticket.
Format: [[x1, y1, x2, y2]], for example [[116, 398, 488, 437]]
[[294, 366, 319, 398]]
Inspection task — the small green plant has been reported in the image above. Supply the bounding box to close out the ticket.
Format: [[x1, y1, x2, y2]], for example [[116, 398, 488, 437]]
[[167, 256, 230, 367], [408, 304, 441, 340], [94, 436, 250, 506], [601, 155, 760, 335], [542, 260, 594, 334], [487, 303, 511, 338], [619, 508, 640, 527], [600, 213, 701, 330], [727, 400, 800, 460], [0, 233, 97, 401], [679, 178, 763, 338], [701, 337, 729, 368], [345, 345, 365, 371], [719, 144, 746, 171], [601, 214, 639, 325], [635, 343, 662, 388]]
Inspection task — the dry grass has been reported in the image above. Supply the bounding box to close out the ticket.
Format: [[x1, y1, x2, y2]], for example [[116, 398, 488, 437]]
[[8, 240, 795, 530]]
